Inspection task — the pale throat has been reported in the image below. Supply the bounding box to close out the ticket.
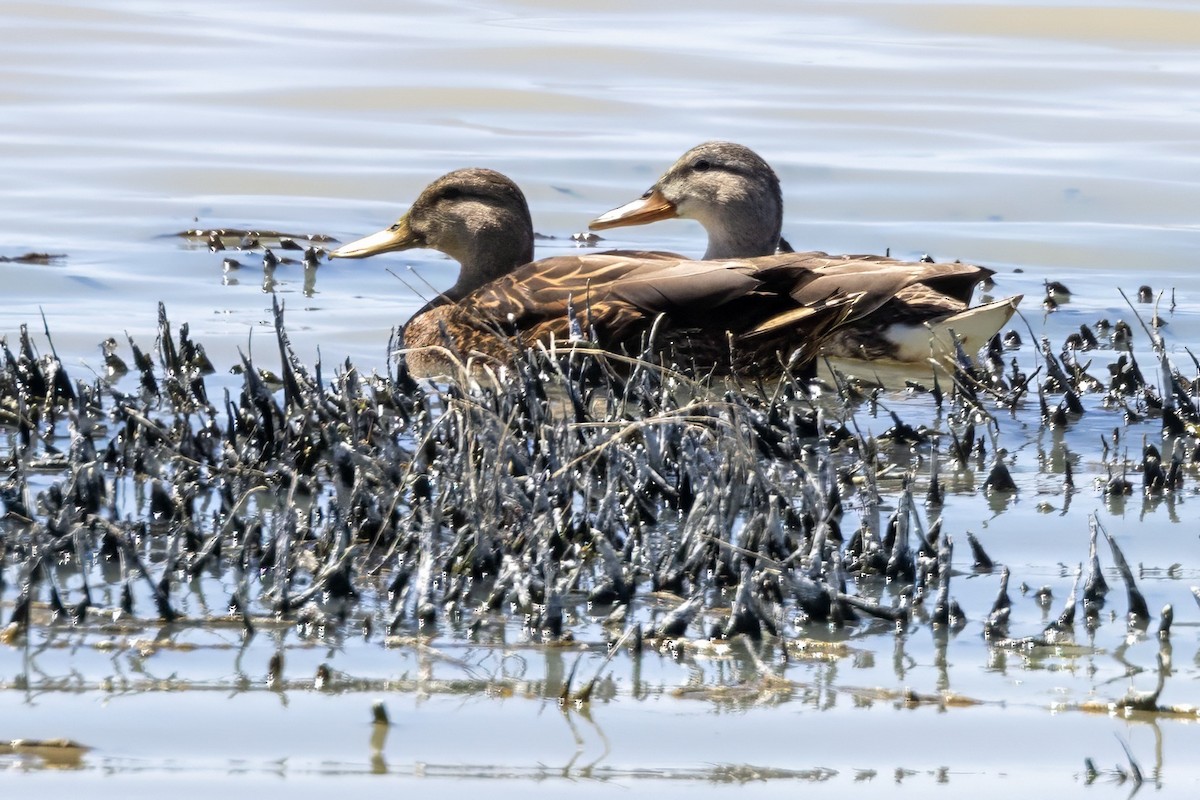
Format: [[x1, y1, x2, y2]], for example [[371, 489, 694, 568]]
[[690, 193, 782, 260], [699, 214, 781, 259]]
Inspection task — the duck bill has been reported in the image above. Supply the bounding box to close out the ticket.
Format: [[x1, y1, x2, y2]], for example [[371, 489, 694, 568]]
[[330, 215, 421, 259], [588, 188, 678, 231]]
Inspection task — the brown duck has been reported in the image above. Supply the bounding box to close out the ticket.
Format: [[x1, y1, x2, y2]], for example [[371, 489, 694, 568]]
[[589, 141, 1021, 362], [330, 168, 986, 377]]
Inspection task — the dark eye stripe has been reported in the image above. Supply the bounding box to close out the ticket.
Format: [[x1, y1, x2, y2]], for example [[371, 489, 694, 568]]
[[437, 187, 504, 206], [688, 158, 770, 186]]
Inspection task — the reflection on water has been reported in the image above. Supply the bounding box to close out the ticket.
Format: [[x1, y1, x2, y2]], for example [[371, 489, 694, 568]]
[[3, 510, 1199, 789], [2, 0, 1200, 795]]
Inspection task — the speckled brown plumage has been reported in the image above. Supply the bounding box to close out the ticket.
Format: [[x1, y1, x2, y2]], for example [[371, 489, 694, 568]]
[[402, 249, 956, 376]]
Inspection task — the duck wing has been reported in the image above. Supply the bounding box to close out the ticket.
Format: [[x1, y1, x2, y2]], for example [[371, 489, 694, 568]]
[[455, 252, 862, 361], [407, 251, 916, 375], [469, 252, 775, 327], [466, 251, 955, 341], [792, 252, 992, 305], [781, 255, 984, 304]]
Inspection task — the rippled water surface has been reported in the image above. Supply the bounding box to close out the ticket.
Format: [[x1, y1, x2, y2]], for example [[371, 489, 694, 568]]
[[3, 0, 1200, 795]]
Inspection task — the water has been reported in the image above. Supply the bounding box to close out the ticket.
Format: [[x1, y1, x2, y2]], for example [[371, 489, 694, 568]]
[[2, 0, 1200, 795]]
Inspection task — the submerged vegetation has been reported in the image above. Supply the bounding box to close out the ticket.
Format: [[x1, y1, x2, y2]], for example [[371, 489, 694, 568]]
[[0, 286, 1198, 784]]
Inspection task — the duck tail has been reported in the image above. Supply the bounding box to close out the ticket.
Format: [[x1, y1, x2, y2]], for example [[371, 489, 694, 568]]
[[922, 296, 1022, 358]]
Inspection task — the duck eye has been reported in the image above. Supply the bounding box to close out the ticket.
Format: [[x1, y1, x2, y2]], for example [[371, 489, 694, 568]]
[[692, 159, 712, 172]]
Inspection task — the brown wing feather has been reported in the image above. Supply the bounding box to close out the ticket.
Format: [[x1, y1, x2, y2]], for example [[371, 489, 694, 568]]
[[607, 261, 765, 311], [471, 254, 762, 323], [402, 248, 995, 377]]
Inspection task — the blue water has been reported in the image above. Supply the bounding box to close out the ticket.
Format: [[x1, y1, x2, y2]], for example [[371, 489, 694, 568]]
[[2, 0, 1200, 795]]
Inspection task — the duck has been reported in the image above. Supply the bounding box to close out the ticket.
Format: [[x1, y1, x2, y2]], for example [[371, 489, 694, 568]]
[[329, 168, 979, 378], [588, 141, 1021, 362]]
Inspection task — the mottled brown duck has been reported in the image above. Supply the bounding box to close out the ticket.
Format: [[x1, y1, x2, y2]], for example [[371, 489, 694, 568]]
[[331, 168, 983, 377], [589, 141, 1021, 362]]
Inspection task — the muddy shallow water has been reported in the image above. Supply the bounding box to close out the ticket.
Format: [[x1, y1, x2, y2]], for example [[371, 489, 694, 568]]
[[2, 0, 1200, 795]]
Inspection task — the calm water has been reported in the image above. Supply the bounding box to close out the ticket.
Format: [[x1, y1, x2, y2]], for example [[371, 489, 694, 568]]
[[3, 0, 1200, 795]]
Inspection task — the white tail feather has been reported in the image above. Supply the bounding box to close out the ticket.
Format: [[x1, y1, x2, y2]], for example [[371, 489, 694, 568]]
[[886, 295, 1023, 362]]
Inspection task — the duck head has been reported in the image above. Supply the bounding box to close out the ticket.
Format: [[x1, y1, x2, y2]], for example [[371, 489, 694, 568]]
[[331, 167, 535, 300], [589, 141, 784, 259]]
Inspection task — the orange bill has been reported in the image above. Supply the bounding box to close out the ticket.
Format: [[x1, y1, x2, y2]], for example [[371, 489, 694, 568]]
[[588, 188, 678, 231]]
